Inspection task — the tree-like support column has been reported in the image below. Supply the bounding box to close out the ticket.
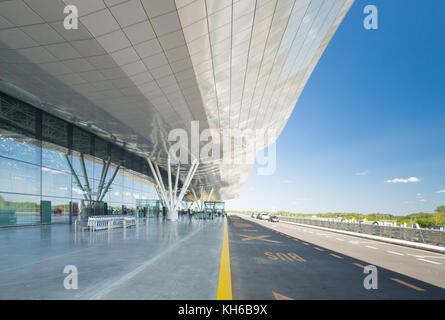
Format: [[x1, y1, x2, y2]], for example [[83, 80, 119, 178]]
[[147, 156, 199, 221]]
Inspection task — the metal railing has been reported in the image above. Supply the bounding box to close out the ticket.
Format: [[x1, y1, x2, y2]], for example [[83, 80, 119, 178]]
[[86, 216, 136, 231], [278, 216, 445, 247]]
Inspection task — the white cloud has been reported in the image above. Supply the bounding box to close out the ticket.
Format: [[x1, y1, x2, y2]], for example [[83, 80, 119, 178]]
[[384, 177, 420, 184], [436, 190, 445, 194], [419, 199, 426, 202], [355, 170, 369, 176]]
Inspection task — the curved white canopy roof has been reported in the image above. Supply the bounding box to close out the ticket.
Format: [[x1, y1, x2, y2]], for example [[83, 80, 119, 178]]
[[0, 0, 354, 200]]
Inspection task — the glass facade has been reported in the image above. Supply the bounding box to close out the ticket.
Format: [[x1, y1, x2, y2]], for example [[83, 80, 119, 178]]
[[0, 92, 158, 227]]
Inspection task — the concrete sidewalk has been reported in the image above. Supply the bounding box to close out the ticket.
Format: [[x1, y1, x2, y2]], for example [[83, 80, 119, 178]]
[[0, 216, 225, 300]]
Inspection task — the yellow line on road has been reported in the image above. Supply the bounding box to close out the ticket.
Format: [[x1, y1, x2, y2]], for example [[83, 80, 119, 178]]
[[390, 278, 425, 292], [353, 263, 365, 268], [314, 247, 324, 251], [217, 218, 232, 300], [302, 242, 310, 246], [330, 253, 344, 259]]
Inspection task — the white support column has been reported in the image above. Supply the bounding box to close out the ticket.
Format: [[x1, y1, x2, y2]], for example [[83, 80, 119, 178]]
[[167, 156, 173, 209], [173, 159, 199, 212], [147, 157, 199, 221], [173, 162, 180, 205], [207, 188, 214, 202]]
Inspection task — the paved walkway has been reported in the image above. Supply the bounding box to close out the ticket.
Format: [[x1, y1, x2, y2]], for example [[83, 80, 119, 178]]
[[0, 216, 225, 299]]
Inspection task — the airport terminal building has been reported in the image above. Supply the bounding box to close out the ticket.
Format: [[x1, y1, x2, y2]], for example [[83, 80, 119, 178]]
[[0, 0, 354, 226], [0, 91, 160, 226]]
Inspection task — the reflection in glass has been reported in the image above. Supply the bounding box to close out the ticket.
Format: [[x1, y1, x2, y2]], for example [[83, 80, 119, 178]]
[[42, 167, 71, 198], [71, 150, 94, 181], [0, 157, 40, 194], [42, 197, 70, 224], [0, 123, 41, 165], [0, 192, 40, 226], [42, 141, 70, 172]]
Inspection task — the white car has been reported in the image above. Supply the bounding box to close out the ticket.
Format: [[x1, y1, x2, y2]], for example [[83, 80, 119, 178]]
[[261, 214, 270, 220]]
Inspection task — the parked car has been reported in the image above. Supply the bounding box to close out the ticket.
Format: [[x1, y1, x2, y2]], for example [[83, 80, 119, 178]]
[[251, 213, 256, 218], [269, 215, 279, 222], [256, 214, 262, 219], [261, 214, 270, 220], [429, 225, 445, 232]]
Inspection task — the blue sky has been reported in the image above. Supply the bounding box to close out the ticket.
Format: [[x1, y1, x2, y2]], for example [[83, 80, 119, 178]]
[[227, 0, 445, 215]]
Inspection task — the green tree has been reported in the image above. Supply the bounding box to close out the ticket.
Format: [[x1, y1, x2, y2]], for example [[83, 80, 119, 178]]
[[435, 205, 445, 214]]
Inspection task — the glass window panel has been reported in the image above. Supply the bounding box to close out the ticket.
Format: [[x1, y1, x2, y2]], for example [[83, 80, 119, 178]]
[[0, 157, 40, 194], [0, 93, 36, 133], [42, 113, 68, 147], [71, 175, 93, 200], [109, 184, 123, 203], [42, 141, 70, 172], [110, 145, 122, 165], [42, 197, 71, 224], [94, 137, 108, 159], [123, 151, 133, 170], [0, 193, 40, 226], [0, 122, 41, 165], [108, 203, 122, 215], [107, 164, 123, 186], [42, 167, 71, 198], [122, 170, 133, 190], [72, 127, 91, 155], [71, 151, 94, 181], [94, 138, 108, 180]]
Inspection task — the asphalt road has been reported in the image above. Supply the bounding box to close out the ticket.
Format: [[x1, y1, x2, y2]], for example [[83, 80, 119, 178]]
[[228, 214, 445, 299]]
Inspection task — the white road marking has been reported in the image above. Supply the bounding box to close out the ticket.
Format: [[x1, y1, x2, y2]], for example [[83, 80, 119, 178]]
[[365, 246, 379, 250], [387, 250, 404, 256], [336, 238, 344, 241], [417, 258, 442, 265], [349, 241, 359, 244]]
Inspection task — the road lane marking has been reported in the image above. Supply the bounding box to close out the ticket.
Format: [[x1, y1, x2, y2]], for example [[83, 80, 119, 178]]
[[387, 250, 404, 256], [302, 242, 310, 246], [390, 278, 425, 292], [240, 235, 282, 243], [314, 247, 324, 252], [353, 263, 365, 268], [265, 252, 306, 262], [217, 219, 232, 300], [417, 258, 441, 265], [365, 246, 379, 250], [336, 238, 344, 241], [233, 223, 253, 228], [272, 291, 294, 300], [330, 253, 344, 259], [241, 229, 258, 232]]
